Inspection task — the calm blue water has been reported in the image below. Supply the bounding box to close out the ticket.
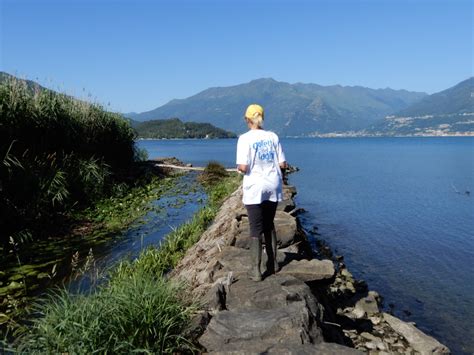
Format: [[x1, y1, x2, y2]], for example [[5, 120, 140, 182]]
[[138, 137, 474, 354]]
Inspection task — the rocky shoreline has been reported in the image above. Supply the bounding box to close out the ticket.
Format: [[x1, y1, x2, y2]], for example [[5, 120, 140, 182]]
[[171, 184, 450, 354]]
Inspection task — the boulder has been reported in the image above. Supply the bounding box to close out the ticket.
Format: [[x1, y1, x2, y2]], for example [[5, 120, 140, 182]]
[[265, 343, 363, 354], [234, 217, 251, 249], [211, 246, 252, 280], [202, 282, 226, 312], [226, 274, 321, 318], [274, 211, 298, 248], [279, 241, 306, 255], [383, 313, 450, 354], [279, 259, 335, 282], [199, 303, 321, 352], [209, 342, 363, 354], [212, 246, 287, 281], [351, 293, 380, 318], [283, 185, 297, 200], [277, 198, 295, 212]]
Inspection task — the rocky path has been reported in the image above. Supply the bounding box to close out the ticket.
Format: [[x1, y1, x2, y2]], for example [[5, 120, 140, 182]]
[[171, 185, 450, 354]]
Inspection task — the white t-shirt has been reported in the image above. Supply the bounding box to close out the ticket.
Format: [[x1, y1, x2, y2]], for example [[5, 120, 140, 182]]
[[236, 129, 286, 205]]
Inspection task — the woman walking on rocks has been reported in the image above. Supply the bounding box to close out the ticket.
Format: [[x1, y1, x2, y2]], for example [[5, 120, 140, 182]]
[[236, 104, 287, 281]]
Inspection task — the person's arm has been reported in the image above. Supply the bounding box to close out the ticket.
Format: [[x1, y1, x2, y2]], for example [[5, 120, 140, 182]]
[[236, 136, 249, 174], [275, 136, 287, 170]]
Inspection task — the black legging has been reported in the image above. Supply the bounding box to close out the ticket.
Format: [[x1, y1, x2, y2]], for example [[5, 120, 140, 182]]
[[245, 200, 278, 239]]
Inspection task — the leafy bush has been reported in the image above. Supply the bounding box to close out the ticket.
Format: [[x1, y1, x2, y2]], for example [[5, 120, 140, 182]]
[[134, 118, 236, 139], [198, 161, 228, 186]]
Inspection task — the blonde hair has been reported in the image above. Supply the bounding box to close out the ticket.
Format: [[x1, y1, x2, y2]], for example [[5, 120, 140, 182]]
[[246, 112, 264, 128], [245, 104, 265, 128]]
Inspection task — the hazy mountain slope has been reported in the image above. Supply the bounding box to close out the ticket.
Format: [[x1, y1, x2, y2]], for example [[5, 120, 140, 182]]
[[367, 78, 474, 136], [396, 77, 473, 117], [128, 78, 427, 136]]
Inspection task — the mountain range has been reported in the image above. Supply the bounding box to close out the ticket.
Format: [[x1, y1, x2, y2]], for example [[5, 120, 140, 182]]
[[365, 77, 474, 136], [127, 78, 430, 136], [2, 72, 472, 137]]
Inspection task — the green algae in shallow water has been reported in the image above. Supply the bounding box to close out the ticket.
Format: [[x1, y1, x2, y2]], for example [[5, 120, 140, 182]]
[[9, 260, 58, 275], [0, 287, 9, 297], [26, 271, 39, 278], [37, 273, 49, 280], [8, 274, 24, 282], [6, 282, 23, 291], [0, 313, 10, 325]]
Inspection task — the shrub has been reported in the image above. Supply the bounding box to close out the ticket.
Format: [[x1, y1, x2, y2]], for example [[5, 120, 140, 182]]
[[198, 160, 228, 185]]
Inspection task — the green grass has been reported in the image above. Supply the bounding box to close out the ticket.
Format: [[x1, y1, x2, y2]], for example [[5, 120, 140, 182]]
[[9, 172, 241, 353], [16, 275, 196, 354]]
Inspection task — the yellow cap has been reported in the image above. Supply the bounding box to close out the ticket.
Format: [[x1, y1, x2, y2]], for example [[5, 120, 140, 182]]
[[245, 104, 264, 119]]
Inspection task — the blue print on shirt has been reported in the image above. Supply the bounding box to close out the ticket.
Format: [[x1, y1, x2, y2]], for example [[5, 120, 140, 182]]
[[252, 139, 275, 162]]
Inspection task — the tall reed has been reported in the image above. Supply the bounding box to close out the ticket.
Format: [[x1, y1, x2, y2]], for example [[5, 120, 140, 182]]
[[0, 76, 138, 249]]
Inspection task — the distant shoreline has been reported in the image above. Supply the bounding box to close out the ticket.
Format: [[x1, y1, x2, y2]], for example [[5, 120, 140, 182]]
[[137, 134, 474, 140], [304, 133, 474, 138], [136, 137, 236, 140]]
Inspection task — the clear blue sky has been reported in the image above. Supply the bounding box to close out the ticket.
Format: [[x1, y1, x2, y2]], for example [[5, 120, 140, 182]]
[[1, 0, 472, 113]]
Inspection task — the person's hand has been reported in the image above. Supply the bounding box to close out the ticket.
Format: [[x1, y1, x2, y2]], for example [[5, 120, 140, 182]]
[[237, 164, 248, 173]]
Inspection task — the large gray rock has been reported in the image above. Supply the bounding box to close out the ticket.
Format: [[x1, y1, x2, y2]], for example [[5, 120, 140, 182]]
[[199, 303, 321, 351], [234, 217, 251, 249], [383, 313, 450, 354], [202, 282, 226, 312], [274, 211, 298, 248], [277, 198, 295, 212], [267, 343, 363, 354], [209, 342, 363, 354], [212, 246, 252, 280], [212, 246, 287, 281], [226, 274, 322, 318], [279, 259, 335, 282]]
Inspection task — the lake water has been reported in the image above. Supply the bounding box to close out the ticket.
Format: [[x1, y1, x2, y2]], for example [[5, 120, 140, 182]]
[[138, 137, 474, 355]]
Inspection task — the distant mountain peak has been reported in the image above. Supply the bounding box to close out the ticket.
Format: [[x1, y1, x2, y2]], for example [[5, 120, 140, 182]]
[[126, 78, 430, 136], [249, 77, 278, 84]]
